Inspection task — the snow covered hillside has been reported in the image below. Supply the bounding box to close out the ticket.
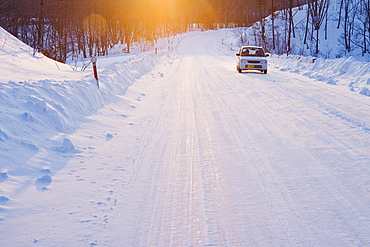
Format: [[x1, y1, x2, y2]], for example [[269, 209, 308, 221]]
[[1, 25, 370, 246], [235, 0, 370, 61], [230, 0, 370, 96]]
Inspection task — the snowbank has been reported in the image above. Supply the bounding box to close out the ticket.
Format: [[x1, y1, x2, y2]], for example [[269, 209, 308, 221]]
[[269, 55, 370, 96], [0, 27, 166, 178]]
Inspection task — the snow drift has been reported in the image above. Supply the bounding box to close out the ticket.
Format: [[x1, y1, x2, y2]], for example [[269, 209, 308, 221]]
[[269, 55, 370, 95], [0, 26, 163, 178]]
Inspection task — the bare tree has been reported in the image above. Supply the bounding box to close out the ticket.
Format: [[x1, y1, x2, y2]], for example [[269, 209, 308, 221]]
[[307, 0, 330, 55], [352, 0, 370, 56]]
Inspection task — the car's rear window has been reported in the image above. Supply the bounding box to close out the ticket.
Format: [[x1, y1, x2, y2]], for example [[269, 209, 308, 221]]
[[240, 47, 265, 57]]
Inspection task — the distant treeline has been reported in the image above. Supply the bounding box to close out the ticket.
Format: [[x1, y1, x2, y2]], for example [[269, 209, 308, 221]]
[[0, 0, 305, 62]]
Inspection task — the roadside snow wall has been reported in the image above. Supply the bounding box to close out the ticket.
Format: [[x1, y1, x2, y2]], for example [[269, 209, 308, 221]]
[[269, 55, 370, 96], [0, 25, 162, 175]]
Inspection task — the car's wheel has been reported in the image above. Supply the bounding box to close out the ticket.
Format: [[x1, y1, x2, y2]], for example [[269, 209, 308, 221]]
[[263, 70, 267, 74], [237, 67, 242, 73]]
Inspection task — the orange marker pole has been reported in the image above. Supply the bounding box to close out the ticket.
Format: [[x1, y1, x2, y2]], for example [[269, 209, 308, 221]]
[[91, 56, 99, 88]]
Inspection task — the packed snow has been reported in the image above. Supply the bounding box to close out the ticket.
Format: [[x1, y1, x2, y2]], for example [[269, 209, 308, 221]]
[[1, 17, 370, 247]]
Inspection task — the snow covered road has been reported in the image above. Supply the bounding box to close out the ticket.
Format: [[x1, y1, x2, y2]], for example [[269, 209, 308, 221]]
[[3, 30, 370, 246], [95, 30, 370, 246]]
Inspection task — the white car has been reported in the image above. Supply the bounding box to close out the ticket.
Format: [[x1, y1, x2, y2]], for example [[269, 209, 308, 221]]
[[236, 46, 269, 74]]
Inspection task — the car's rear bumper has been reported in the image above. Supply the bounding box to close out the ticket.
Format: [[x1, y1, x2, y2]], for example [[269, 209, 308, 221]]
[[238, 60, 267, 71]]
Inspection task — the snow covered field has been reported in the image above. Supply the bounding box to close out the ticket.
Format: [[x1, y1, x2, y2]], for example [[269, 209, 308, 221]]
[[1, 26, 370, 246]]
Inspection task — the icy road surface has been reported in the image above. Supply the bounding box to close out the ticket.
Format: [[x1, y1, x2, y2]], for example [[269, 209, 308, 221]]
[[4, 30, 370, 246]]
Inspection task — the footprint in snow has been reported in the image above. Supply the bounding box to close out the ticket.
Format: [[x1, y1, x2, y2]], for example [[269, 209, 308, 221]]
[[0, 172, 8, 183], [106, 133, 113, 141], [22, 112, 33, 121], [53, 138, 75, 153], [0, 196, 9, 205], [41, 168, 51, 174], [35, 175, 52, 191], [83, 135, 94, 139]]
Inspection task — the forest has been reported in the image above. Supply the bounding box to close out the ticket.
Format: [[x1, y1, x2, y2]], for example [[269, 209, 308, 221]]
[[0, 0, 369, 62]]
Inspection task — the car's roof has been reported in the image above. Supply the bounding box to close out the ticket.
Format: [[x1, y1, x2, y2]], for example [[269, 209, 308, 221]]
[[240, 46, 264, 49]]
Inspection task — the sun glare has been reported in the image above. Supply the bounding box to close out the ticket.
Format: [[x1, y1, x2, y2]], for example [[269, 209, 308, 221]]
[[115, 0, 218, 26], [82, 14, 108, 39]]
